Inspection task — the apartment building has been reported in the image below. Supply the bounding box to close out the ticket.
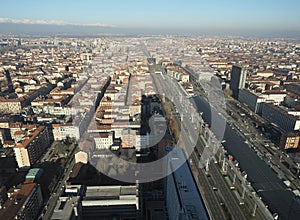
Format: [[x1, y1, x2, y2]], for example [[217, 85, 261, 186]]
[[262, 103, 300, 133], [14, 126, 51, 168], [0, 183, 43, 220], [92, 132, 114, 150], [0, 97, 29, 113], [52, 123, 80, 141]]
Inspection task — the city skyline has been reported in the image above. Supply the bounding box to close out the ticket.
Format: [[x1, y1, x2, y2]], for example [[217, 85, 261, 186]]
[[1, 31, 300, 219], [0, 0, 300, 36], [1, 1, 300, 219]]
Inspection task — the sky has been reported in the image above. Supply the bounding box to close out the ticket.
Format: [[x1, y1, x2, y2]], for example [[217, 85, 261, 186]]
[[0, 0, 300, 35]]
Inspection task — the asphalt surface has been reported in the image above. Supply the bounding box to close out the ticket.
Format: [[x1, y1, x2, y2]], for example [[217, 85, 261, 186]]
[[193, 95, 300, 220], [192, 152, 228, 220], [152, 72, 247, 219]]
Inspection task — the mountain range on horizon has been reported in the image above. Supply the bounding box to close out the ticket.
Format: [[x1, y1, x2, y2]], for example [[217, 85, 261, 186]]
[[1, 23, 300, 39]]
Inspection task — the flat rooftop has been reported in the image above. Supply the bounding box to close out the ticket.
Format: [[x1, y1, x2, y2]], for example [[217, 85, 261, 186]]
[[51, 196, 81, 220], [82, 185, 138, 208], [167, 147, 209, 220]]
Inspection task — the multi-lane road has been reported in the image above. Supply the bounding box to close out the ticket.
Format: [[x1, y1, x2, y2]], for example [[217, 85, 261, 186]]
[[191, 152, 228, 220], [226, 99, 300, 187], [193, 95, 300, 220], [40, 145, 76, 220], [152, 71, 249, 219]]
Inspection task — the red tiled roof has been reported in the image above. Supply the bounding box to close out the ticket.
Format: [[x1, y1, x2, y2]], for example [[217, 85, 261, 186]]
[[15, 126, 45, 149], [0, 183, 37, 219]]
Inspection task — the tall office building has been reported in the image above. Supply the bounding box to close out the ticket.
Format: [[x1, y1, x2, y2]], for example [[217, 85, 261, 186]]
[[230, 64, 247, 99], [17, 38, 22, 47], [4, 69, 13, 93]]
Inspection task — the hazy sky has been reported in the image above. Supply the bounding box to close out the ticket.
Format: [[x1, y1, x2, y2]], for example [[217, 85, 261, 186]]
[[0, 0, 299, 33]]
